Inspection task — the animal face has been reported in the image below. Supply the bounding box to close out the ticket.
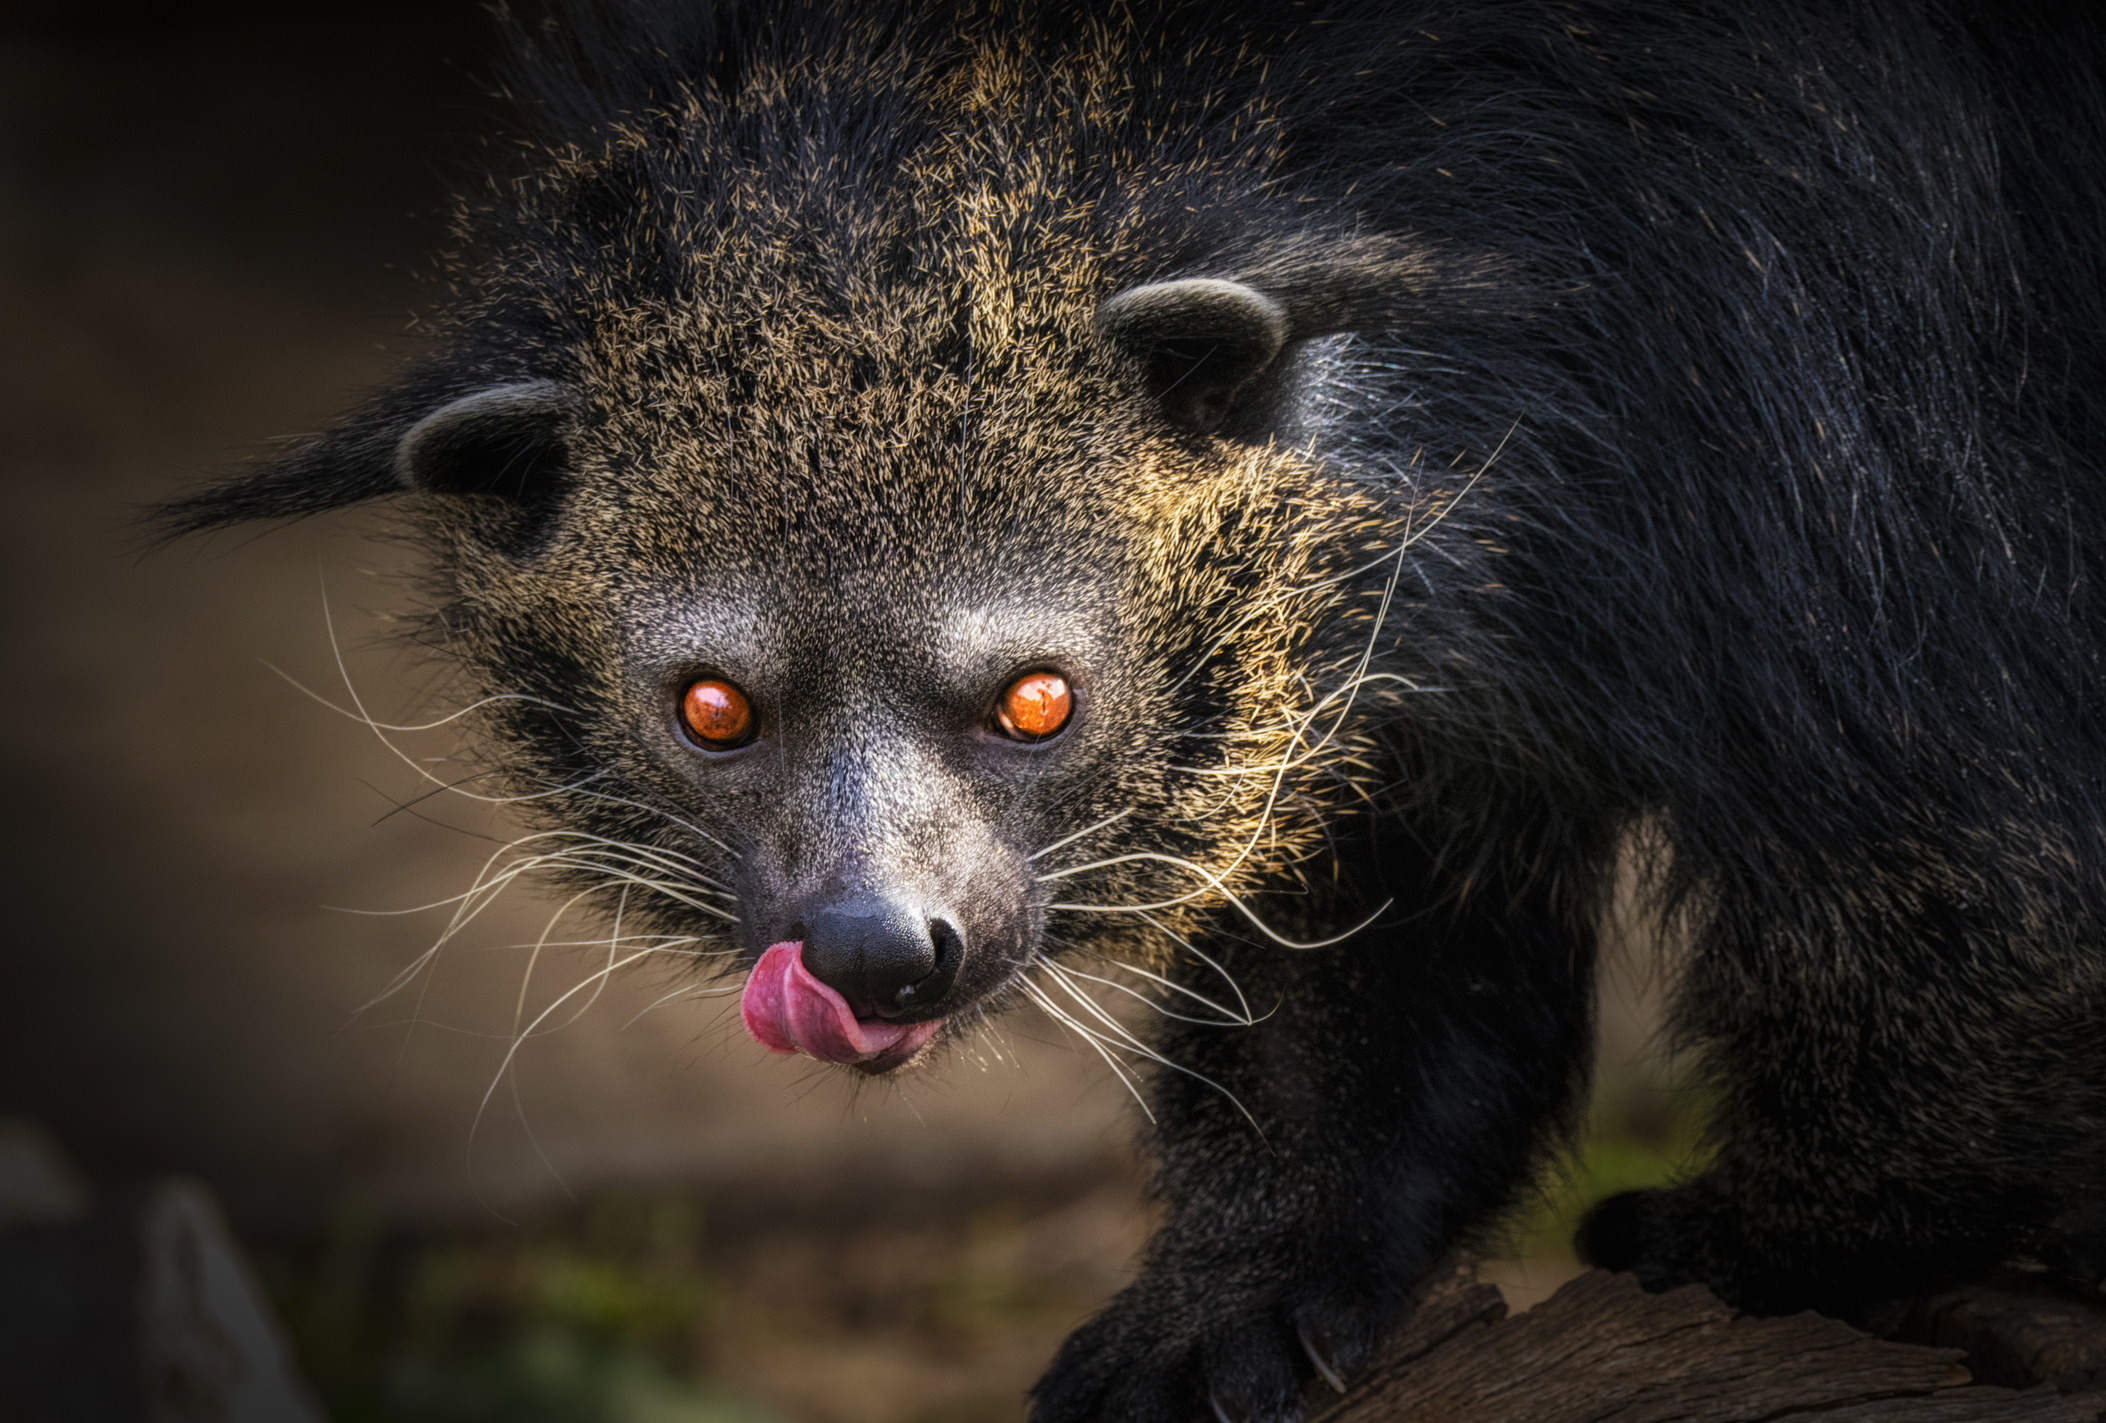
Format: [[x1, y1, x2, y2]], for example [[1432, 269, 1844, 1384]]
[[405, 313, 1387, 1069]]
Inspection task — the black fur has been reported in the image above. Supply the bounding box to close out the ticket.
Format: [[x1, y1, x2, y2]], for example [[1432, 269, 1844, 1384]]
[[161, 3, 2106, 1419]]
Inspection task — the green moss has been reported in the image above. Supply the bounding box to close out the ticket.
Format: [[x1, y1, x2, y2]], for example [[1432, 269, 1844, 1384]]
[[259, 1193, 780, 1423], [1496, 1083, 1713, 1264]]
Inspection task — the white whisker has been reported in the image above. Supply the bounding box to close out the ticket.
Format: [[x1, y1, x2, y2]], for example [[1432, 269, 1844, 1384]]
[[619, 979, 743, 1031], [1047, 960, 1244, 1027], [1044, 848, 1390, 950], [1018, 977, 1155, 1122], [1072, 948, 1261, 1028], [468, 944, 716, 1166], [261, 662, 575, 732], [509, 1064, 574, 1202], [1136, 911, 1257, 1024], [1032, 957, 1262, 1134], [1026, 808, 1134, 863]]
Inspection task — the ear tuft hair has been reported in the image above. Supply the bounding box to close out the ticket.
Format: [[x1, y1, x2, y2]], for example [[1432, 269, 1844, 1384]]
[[150, 381, 576, 540]]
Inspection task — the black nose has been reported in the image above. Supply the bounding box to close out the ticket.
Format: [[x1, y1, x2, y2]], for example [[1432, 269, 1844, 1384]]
[[799, 896, 962, 1018]]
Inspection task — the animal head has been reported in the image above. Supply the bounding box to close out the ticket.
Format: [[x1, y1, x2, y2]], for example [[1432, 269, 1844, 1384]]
[[163, 8, 1504, 1073]]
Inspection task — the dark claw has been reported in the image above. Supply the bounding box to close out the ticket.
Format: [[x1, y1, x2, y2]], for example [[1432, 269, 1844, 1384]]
[[1210, 1391, 1249, 1423], [1298, 1320, 1348, 1394]]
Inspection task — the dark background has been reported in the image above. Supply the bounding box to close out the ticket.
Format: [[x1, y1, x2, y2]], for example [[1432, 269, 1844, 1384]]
[[0, 5, 1680, 1417]]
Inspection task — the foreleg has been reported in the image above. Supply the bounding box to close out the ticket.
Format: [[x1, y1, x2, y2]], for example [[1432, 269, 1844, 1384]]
[[1030, 845, 1599, 1422]]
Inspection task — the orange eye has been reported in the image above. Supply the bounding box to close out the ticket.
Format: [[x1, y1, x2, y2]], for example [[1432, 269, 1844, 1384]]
[[994, 670, 1073, 741], [681, 678, 755, 749]]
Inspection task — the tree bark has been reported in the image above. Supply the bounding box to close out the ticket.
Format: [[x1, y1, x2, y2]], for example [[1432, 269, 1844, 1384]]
[[1316, 1260, 2106, 1422]]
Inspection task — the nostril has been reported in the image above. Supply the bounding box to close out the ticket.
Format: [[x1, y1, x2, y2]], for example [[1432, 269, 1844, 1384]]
[[893, 918, 963, 1013], [928, 917, 963, 972]]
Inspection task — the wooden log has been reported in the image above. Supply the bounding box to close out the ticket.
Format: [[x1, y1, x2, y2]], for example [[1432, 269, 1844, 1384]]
[[1900, 1270, 2106, 1397], [1316, 1259, 2106, 1422]]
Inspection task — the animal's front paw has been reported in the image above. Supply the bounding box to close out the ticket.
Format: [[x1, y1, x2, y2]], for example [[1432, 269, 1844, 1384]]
[[1028, 1256, 1393, 1422]]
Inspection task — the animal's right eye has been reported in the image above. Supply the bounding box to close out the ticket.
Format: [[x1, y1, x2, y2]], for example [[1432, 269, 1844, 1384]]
[[993, 670, 1074, 742], [680, 678, 756, 749]]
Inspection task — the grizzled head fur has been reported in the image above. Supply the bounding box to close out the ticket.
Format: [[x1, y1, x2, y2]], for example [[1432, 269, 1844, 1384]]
[[158, 1, 1516, 1069]]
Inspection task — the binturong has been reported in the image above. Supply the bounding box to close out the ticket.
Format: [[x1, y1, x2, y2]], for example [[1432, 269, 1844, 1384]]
[[159, 2, 2106, 1418]]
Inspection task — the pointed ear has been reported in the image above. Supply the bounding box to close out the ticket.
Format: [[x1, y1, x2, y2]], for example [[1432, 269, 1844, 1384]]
[[152, 380, 577, 537], [1097, 239, 1513, 434]]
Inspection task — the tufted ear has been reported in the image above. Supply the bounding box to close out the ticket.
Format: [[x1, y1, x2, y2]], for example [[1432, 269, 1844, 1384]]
[[1095, 278, 1289, 434], [1097, 239, 1513, 434], [152, 379, 578, 538], [395, 381, 573, 499]]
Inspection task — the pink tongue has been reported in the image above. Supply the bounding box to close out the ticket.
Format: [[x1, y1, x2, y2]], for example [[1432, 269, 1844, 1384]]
[[740, 941, 941, 1067]]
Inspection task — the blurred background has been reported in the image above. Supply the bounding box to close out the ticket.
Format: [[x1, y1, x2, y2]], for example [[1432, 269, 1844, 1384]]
[[0, 4, 1695, 1418]]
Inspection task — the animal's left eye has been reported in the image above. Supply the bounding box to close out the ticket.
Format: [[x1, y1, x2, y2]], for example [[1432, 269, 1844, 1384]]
[[993, 670, 1073, 741], [681, 678, 756, 749]]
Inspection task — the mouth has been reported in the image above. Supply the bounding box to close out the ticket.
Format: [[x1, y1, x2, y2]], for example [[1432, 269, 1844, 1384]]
[[739, 940, 943, 1073]]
